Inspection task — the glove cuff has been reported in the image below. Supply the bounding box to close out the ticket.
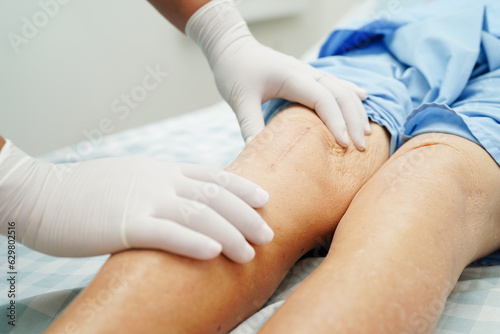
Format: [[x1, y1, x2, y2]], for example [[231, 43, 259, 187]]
[[0, 140, 30, 234], [0, 140, 53, 237], [0, 138, 13, 163], [186, 0, 255, 67], [0, 139, 32, 185]]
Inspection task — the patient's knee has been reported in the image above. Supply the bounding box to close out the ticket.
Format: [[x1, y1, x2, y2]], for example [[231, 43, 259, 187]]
[[227, 105, 390, 240], [239, 105, 390, 182], [384, 133, 499, 196], [382, 132, 500, 238], [235, 106, 338, 173]]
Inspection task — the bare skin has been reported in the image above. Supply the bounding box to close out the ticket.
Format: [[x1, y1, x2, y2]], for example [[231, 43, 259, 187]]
[[45, 105, 390, 334], [147, 0, 210, 32], [258, 132, 500, 333], [0, 137, 5, 151]]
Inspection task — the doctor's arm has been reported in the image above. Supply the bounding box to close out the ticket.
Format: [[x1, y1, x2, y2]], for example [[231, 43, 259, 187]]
[[147, 0, 209, 32], [0, 134, 272, 261], [147, 0, 371, 149]]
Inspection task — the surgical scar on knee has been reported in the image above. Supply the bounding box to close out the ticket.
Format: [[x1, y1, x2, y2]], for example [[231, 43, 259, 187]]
[[270, 126, 312, 169]]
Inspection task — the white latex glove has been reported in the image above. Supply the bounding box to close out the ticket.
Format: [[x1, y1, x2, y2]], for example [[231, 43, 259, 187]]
[[0, 140, 273, 263], [186, 0, 371, 150]]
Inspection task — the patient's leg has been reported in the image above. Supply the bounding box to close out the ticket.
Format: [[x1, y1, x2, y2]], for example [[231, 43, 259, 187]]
[[45, 106, 390, 334], [258, 133, 500, 334]]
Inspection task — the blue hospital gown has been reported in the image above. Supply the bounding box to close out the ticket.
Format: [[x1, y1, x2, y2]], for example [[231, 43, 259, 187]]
[[263, 0, 500, 265]]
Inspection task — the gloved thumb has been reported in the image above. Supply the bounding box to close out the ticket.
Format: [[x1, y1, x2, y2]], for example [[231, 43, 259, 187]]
[[231, 97, 266, 144], [126, 217, 223, 260]]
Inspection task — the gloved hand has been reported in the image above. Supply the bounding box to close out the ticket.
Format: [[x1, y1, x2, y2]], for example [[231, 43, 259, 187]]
[[0, 140, 272, 263], [186, 0, 371, 150]]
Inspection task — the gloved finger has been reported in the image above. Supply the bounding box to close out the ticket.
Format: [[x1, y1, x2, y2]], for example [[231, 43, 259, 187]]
[[155, 197, 256, 263], [126, 217, 222, 260], [231, 96, 266, 144], [314, 68, 370, 136], [332, 77, 371, 134], [333, 76, 368, 101], [277, 75, 349, 147], [318, 75, 367, 151], [179, 163, 269, 208], [176, 178, 273, 245]]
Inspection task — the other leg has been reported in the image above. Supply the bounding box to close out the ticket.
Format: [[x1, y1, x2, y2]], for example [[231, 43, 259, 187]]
[[259, 132, 500, 334]]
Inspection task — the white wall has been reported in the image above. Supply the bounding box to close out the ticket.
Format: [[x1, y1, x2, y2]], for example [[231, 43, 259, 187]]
[[0, 0, 361, 156]]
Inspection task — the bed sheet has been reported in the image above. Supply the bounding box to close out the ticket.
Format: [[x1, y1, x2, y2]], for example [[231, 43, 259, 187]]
[[2, 1, 500, 333]]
